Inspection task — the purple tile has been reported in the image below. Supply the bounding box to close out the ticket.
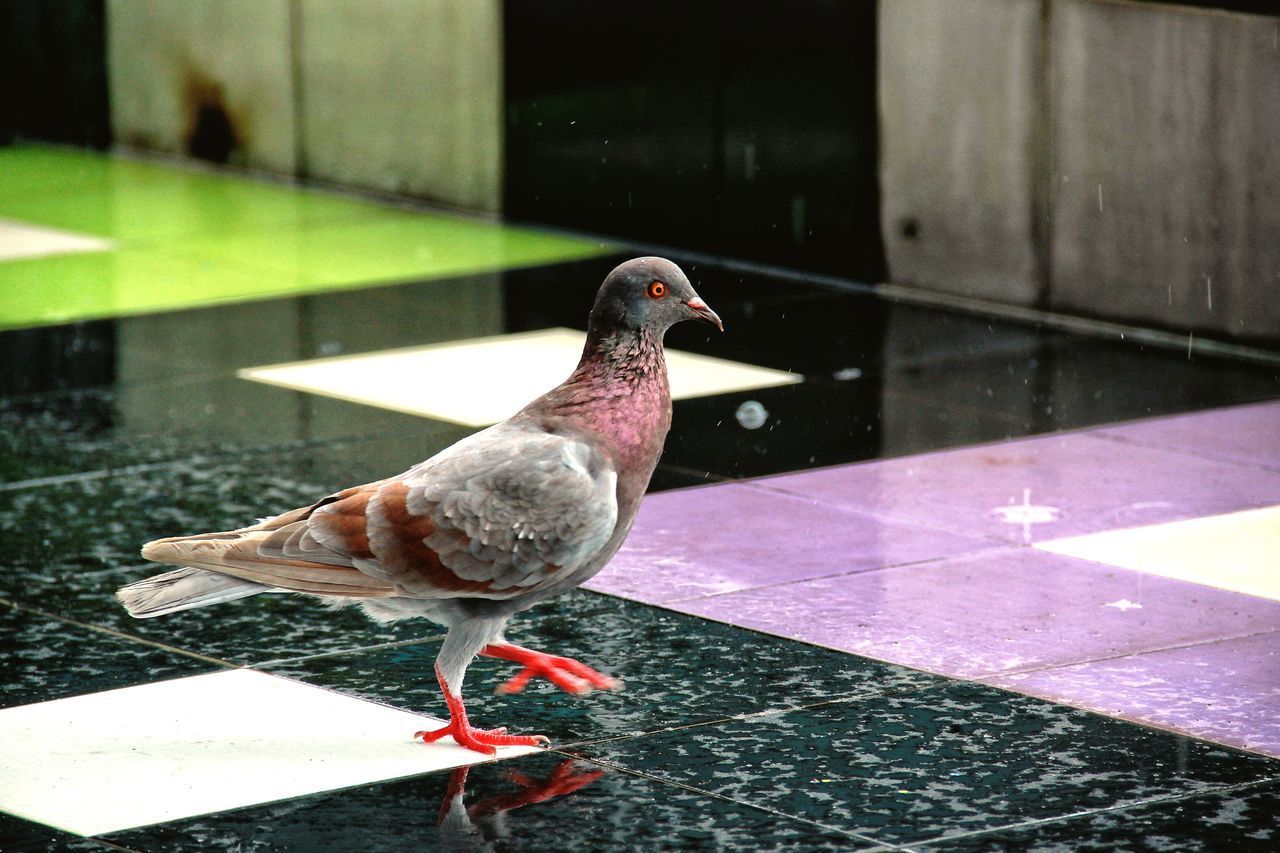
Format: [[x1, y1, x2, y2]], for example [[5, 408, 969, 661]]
[[672, 548, 1280, 679], [586, 483, 991, 604], [1093, 400, 1280, 471], [750, 432, 1280, 544], [989, 631, 1280, 759]]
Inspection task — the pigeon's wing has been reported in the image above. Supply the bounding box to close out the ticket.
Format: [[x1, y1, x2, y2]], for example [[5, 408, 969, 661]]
[[139, 482, 401, 598], [140, 426, 618, 601], [392, 425, 620, 598]]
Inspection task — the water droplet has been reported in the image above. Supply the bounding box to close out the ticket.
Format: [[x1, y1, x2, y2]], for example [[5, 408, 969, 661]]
[[735, 401, 769, 430]]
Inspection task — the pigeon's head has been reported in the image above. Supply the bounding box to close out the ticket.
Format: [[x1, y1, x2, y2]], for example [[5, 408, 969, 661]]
[[590, 257, 723, 336]]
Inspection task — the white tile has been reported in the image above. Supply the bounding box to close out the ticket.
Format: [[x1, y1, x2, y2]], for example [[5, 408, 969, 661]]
[[0, 669, 537, 836], [1037, 504, 1280, 602], [0, 219, 114, 262], [237, 327, 802, 427]]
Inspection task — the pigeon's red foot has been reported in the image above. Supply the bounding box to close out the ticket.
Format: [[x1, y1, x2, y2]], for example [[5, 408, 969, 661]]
[[417, 665, 549, 755], [414, 720, 547, 755], [482, 642, 623, 695]]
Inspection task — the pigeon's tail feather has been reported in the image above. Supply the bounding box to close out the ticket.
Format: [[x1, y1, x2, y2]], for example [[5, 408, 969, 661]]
[[116, 567, 269, 619]]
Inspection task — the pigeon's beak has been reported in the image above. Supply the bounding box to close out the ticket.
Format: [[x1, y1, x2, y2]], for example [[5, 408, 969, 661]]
[[684, 296, 724, 332]]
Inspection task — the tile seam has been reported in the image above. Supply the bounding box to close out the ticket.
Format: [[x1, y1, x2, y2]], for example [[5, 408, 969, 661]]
[[251, 633, 446, 668], [555, 684, 958, 752], [976, 626, 1280, 680], [655, 543, 1020, 607], [909, 775, 1280, 849], [1086, 429, 1280, 475], [732, 479, 1027, 545], [551, 750, 899, 849], [570, 596, 1280, 759], [0, 597, 238, 668], [0, 428, 429, 494]]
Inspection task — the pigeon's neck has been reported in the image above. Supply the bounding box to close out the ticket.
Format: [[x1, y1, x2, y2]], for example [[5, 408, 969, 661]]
[[575, 326, 666, 383], [531, 325, 672, 481]]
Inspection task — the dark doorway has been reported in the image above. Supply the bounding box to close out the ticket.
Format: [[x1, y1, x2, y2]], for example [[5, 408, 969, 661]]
[[503, 0, 885, 282]]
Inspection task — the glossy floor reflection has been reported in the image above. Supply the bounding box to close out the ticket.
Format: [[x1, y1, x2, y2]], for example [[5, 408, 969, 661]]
[[2, 148, 1279, 850]]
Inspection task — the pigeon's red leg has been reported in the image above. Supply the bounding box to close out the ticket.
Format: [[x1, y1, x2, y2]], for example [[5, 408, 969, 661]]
[[481, 643, 622, 695], [414, 664, 550, 754]]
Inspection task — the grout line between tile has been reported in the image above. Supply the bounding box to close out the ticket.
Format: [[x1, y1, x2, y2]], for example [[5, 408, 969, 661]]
[[579, 594, 1280, 762], [658, 542, 1018, 607], [1086, 429, 1280, 475], [0, 419, 433, 495], [0, 463, 173, 493], [655, 461, 736, 485], [734, 477, 1025, 546], [251, 633, 446, 668], [556, 683, 954, 752], [85, 836, 141, 853], [550, 750, 902, 849], [0, 597, 238, 669], [909, 775, 1280, 849], [975, 626, 1280, 681]]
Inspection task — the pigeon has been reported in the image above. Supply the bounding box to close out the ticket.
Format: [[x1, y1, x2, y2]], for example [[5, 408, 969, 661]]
[[116, 257, 722, 754]]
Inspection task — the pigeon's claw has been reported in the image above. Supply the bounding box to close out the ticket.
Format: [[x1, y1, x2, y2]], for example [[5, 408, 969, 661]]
[[419, 663, 550, 755], [482, 643, 623, 695], [415, 721, 548, 755]]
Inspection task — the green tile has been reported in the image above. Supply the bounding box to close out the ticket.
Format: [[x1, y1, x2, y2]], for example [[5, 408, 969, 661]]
[[0, 247, 272, 329], [175, 209, 612, 292], [0, 145, 174, 198], [0, 173, 384, 241], [572, 683, 1280, 845], [104, 751, 869, 850], [0, 144, 611, 331]]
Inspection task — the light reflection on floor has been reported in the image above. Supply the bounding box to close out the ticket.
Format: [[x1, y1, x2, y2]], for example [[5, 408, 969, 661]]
[[2, 145, 1279, 850]]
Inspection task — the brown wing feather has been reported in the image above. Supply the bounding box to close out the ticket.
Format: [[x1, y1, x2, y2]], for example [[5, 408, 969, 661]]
[[140, 484, 397, 598], [139, 479, 499, 599], [364, 481, 498, 596]]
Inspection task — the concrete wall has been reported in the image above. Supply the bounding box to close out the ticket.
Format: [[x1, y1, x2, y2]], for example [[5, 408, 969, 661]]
[[879, 0, 1280, 344], [1050, 0, 1280, 342], [295, 0, 501, 211], [879, 0, 1046, 306], [105, 0, 502, 211], [106, 0, 297, 173]]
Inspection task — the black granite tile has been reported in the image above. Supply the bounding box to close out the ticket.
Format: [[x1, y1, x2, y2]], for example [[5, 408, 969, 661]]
[[663, 381, 1024, 479], [880, 336, 1279, 438], [104, 751, 869, 851], [0, 266, 528, 395], [570, 682, 1280, 846], [261, 590, 944, 745], [0, 376, 464, 485], [0, 603, 215, 709], [0, 433, 710, 675], [928, 781, 1280, 851], [7, 251, 1274, 493], [0, 814, 110, 852], [0, 444, 462, 664], [646, 462, 731, 491]]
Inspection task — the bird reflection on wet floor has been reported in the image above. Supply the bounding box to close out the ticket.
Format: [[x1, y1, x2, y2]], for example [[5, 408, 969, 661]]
[[437, 760, 607, 848]]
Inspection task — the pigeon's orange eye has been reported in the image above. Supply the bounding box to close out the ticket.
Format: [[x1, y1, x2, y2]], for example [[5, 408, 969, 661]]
[[647, 281, 668, 299]]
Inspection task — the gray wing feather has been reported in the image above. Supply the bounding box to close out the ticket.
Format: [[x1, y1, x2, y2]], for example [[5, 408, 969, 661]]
[[405, 424, 618, 592]]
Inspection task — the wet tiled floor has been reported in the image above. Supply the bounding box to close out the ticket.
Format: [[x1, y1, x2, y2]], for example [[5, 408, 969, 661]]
[[2, 145, 1279, 850]]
